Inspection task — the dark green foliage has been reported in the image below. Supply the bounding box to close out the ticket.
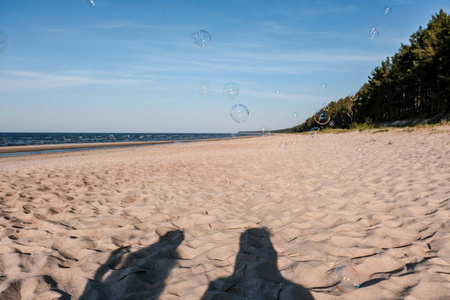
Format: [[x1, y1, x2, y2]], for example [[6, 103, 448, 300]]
[[286, 10, 450, 133]]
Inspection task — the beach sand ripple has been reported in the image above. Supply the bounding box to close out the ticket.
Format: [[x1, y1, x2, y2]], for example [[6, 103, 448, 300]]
[[0, 126, 449, 299]]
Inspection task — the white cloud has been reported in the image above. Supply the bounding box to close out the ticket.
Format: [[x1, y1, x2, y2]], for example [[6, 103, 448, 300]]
[[90, 20, 183, 31], [126, 47, 388, 76], [0, 70, 151, 90], [240, 90, 322, 102], [40, 27, 80, 34]]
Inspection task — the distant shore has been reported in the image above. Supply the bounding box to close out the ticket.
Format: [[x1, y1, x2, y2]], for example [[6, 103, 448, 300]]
[[0, 140, 175, 154], [0, 136, 256, 156]]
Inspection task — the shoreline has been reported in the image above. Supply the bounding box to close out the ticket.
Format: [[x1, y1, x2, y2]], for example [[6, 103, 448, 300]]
[[0, 136, 255, 157], [0, 140, 175, 155], [2, 124, 447, 157]]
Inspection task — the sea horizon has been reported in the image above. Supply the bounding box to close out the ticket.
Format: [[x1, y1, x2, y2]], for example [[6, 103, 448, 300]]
[[0, 132, 259, 157]]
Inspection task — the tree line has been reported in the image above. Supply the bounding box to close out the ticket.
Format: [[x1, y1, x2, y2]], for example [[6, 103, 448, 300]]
[[285, 9, 450, 133]]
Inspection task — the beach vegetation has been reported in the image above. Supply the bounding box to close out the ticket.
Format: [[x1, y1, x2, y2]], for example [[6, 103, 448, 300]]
[[351, 123, 376, 131], [282, 10, 450, 134]]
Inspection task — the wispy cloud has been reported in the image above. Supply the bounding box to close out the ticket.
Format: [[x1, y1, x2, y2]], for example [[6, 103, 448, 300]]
[[0, 44, 387, 92], [257, 21, 300, 35], [266, 0, 360, 20], [90, 20, 183, 31], [126, 47, 389, 77], [40, 27, 80, 34], [240, 90, 322, 102], [215, 50, 387, 64], [0, 70, 152, 90]]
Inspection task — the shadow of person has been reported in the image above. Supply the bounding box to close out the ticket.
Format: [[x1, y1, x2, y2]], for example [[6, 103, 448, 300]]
[[80, 229, 184, 300], [201, 227, 314, 300]]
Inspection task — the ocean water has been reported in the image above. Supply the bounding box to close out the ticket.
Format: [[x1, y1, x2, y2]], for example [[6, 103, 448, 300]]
[[0, 132, 255, 147], [0, 132, 255, 157]]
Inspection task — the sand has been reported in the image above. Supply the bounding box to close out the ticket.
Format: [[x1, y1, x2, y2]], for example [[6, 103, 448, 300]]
[[0, 126, 449, 299], [0, 141, 176, 154]]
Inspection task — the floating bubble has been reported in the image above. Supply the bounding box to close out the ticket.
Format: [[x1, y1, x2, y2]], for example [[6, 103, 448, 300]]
[[292, 112, 299, 119], [192, 30, 211, 47], [384, 6, 392, 15], [276, 89, 281, 95], [314, 108, 330, 125], [0, 31, 10, 58], [309, 127, 321, 138], [332, 265, 360, 293], [369, 27, 379, 39], [87, 0, 95, 6], [198, 82, 211, 97], [230, 104, 249, 123], [329, 120, 335, 127], [279, 141, 288, 150], [321, 82, 327, 90], [223, 82, 240, 100], [259, 124, 270, 136], [349, 92, 357, 102]]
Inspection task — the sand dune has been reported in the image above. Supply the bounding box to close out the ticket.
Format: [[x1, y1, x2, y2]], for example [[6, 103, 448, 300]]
[[0, 126, 449, 299]]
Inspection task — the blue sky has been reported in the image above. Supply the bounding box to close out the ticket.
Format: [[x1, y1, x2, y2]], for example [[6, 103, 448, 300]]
[[1, 0, 449, 133]]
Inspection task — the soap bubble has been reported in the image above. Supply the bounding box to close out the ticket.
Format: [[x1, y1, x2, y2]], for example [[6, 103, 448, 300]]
[[223, 82, 239, 100], [369, 27, 379, 39], [198, 82, 211, 97], [349, 92, 357, 102], [329, 120, 335, 127], [331, 265, 360, 293], [292, 112, 299, 119], [279, 141, 288, 150], [259, 124, 270, 136], [314, 108, 330, 125], [192, 30, 211, 47], [258, 138, 263, 148], [384, 6, 392, 15], [230, 104, 249, 123], [321, 83, 327, 90], [0, 31, 10, 58], [87, 0, 95, 6], [276, 89, 281, 95], [309, 127, 321, 138]]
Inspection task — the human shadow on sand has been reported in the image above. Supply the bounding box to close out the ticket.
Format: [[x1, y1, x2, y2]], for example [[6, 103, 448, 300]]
[[201, 227, 314, 300], [80, 229, 184, 300]]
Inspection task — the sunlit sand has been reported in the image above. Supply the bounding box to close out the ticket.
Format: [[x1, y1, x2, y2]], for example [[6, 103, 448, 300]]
[[1, 126, 449, 299]]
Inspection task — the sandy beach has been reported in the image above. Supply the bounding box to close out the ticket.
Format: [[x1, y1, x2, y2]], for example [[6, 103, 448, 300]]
[[0, 126, 449, 299]]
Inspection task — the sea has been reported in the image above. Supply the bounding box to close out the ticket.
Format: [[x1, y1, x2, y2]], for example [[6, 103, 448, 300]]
[[0, 132, 256, 157]]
